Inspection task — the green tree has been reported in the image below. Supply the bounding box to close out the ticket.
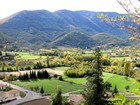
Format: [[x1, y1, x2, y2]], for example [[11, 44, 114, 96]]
[[40, 86, 44, 94], [46, 56, 50, 68], [0, 51, 2, 56], [82, 48, 109, 105], [51, 87, 63, 105], [112, 84, 119, 97]]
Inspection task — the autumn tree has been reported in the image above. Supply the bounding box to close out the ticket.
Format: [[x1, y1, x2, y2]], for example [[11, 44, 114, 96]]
[[123, 61, 131, 76], [82, 48, 109, 105], [98, 0, 140, 41]]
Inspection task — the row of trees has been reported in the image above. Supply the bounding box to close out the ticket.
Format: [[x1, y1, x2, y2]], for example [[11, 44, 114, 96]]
[[18, 70, 50, 80]]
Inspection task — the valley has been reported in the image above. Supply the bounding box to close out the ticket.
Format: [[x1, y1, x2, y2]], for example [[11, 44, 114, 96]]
[[0, 7, 140, 104]]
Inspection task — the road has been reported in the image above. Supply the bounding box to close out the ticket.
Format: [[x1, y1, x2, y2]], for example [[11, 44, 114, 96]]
[[0, 68, 63, 105], [0, 68, 64, 76], [0, 80, 46, 105]]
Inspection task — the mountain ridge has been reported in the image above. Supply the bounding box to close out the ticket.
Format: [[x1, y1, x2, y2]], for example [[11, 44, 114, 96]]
[[0, 9, 130, 49]]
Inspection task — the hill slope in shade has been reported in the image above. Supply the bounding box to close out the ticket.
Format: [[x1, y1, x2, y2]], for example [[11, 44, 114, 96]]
[[49, 31, 97, 48], [92, 33, 128, 46]]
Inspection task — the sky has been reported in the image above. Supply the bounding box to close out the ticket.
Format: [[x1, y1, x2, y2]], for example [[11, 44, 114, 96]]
[[0, 0, 126, 19]]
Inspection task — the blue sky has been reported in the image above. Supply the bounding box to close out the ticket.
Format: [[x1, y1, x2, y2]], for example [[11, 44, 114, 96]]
[[0, 0, 126, 19]]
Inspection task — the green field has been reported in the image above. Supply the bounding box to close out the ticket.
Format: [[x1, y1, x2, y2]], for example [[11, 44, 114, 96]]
[[12, 79, 83, 94], [63, 72, 140, 92], [111, 56, 132, 61], [6, 52, 46, 60], [16, 52, 46, 60]]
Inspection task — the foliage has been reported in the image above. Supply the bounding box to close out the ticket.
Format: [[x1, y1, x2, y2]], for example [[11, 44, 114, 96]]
[[109, 94, 131, 105], [12, 79, 83, 94], [112, 85, 119, 96], [51, 87, 63, 105], [82, 48, 109, 105], [64, 62, 90, 77], [20, 91, 26, 98], [98, 0, 140, 41], [40, 86, 44, 94]]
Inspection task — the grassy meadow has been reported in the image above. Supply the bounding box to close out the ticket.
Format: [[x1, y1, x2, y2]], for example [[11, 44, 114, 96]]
[[12, 79, 83, 94]]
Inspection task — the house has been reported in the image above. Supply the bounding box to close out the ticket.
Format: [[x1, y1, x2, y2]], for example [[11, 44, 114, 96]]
[[68, 95, 84, 105]]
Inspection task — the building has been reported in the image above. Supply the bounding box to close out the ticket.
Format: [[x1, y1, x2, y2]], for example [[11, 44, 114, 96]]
[[68, 95, 84, 105]]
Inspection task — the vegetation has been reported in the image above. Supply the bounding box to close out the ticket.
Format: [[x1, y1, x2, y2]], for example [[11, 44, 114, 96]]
[[82, 48, 109, 105], [51, 87, 63, 105], [20, 91, 26, 98], [12, 79, 83, 94]]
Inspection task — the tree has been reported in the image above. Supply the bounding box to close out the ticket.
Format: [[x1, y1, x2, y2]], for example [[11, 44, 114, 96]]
[[51, 87, 63, 105], [112, 84, 119, 97], [82, 48, 109, 105], [46, 56, 50, 68], [15, 57, 19, 70], [123, 61, 131, 76], [40, 86, 44, 94], [98, 0, 140, 40], [117, 0, 140, 17], [0, 51, 2, 56]]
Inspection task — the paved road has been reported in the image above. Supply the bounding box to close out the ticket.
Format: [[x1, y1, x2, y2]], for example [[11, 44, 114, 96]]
[[0, 80, 45, 105]]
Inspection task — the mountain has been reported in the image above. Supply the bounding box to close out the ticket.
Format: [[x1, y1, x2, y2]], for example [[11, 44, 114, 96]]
[[92, 33, 128, 46], [49, 31, 97, 48], [76, 11, 128, 38], [0, 33, 13, 43], [0, 9, 130, 49]]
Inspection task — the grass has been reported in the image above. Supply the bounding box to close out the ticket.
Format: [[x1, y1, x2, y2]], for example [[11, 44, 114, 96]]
[[6, 52, 46, 60], [63, 75, 86, 84], [111, 56, 132, 61], [106, 74, 140, 91], [20, 91, 26, 98], [12, 79, 83, 94], [63, 72, 140, 93]]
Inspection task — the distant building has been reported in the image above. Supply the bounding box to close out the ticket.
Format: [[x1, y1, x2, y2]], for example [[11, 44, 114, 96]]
[[68, 95, 84, 105]]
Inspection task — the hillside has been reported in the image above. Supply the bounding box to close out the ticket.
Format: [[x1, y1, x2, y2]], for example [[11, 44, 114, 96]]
[[0, 10, 130, 49], [92, 33, 128, 46], [0, 32, 13, 44], [49, 31, 97, 48]]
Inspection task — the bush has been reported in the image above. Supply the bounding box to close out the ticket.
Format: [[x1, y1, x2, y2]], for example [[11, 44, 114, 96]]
[[64, 69, 85, 77], [102, 59, 111, 66], [58, 76, 63, 81]]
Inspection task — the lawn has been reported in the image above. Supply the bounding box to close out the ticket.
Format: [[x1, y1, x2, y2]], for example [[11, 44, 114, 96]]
[[63, 72, 140, 92], [63, 72, 114, 85], [106, 74, 140, 91], [111, 56, 132, 61], [12, 79, 83, 94], [6, 52, 46, 60], [16, 52, 46, 60]]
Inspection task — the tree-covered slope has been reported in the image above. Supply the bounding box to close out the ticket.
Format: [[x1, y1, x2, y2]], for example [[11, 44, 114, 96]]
[[49, 31, 97, 48], [92, 33, 128, 46]]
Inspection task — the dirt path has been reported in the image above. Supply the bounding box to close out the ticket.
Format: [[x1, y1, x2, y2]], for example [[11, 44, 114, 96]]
[[0, 68, 64, 76]]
